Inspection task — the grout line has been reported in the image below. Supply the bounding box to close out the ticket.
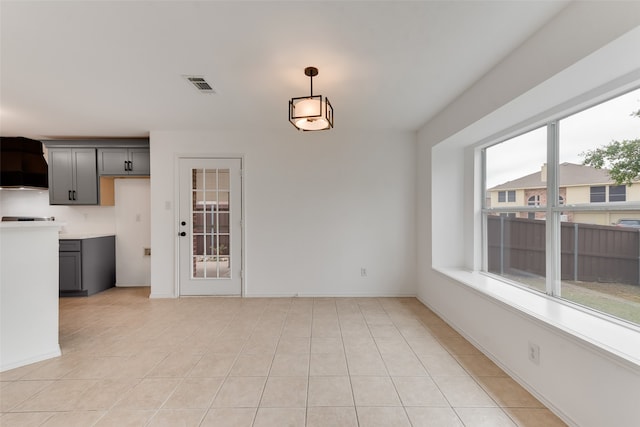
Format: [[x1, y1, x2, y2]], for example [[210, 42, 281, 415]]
[[2, 291, 559, 427]]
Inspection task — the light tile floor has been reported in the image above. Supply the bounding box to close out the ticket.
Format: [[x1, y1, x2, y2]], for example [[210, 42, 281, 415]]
[[0, 287, 567, 426]]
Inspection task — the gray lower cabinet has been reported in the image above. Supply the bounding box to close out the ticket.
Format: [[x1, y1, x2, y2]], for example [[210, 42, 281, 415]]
[[98, 148, 150, 176], [59, 236, 116, 297], [48, 148, 98, 205]]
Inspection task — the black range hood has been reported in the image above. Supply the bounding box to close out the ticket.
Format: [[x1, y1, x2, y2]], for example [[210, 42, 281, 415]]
[[0, 137, 49, 189]]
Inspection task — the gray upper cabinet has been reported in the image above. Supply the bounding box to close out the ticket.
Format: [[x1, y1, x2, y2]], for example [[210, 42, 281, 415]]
[[48, 148, 98, 205], [98, 148, 150, 176]]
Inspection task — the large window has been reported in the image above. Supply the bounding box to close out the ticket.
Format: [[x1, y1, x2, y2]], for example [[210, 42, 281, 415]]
[[483, 87, 640, 326]]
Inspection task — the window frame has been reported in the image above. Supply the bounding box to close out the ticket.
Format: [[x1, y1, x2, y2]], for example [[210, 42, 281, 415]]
[[481, 86, 640, 320]]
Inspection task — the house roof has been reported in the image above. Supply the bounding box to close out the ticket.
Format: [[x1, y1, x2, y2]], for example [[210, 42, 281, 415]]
[[489, 162, 617, 191]]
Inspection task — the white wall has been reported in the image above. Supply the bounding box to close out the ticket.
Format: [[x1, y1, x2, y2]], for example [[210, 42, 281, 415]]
[[150, 129, 417, 298], [114, 178, 151, 286], [418, 3, 640, 427], [0, 190, 116, 235]]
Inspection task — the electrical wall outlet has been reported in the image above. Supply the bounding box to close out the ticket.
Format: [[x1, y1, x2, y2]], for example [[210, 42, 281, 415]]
[[360, 268, 367, 277], [144, 248, 151, 256], [528, 342, 540, 365]]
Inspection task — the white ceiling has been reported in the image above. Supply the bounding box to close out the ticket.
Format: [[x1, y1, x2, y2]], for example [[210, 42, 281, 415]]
[[0, 1, 568, 139]]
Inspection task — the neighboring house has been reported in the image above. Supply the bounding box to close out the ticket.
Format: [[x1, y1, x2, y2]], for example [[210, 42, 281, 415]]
[[488, 162, 640, 225]]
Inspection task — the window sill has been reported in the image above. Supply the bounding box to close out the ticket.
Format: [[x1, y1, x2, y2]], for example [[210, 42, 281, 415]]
[[434, 267, 640, 370]]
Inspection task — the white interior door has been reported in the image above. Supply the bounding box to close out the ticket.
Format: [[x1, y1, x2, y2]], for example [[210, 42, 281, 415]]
[[179, 158, 242, 296]]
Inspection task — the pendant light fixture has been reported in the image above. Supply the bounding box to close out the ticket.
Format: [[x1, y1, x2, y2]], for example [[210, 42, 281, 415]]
[[289, 66, 334, 131]]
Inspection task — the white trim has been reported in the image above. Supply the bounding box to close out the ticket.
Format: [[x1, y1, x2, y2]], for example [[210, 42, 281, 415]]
[[0, 347, 61, 373], [415, 291, 578, 427], [435, 267, 640, 371], [244, 292, 417, 298]]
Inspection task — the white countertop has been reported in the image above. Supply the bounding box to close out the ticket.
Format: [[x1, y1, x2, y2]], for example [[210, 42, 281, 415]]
[[59, 233, 115, 240], [0, 221, 63, 229]]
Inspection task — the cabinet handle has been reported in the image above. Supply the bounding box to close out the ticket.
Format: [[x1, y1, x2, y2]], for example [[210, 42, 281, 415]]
[[68, 190, 72, 201], [124, 160, 129, 171], [73, 190, 77, 200], [128, 160, 133, 171]]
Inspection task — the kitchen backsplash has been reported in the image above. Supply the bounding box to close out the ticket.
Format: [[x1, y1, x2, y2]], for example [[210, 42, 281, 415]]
[[0, 189, 116, 235]]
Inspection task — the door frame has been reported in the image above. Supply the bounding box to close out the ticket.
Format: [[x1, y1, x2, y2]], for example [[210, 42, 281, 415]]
[[173, 154, 245, 297]]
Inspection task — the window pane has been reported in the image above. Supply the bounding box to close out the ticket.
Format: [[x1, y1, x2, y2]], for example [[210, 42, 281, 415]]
[[560, 215, 640, 325], [609, 185, 626, 202], [485, 127, 547, 210], [559, 87, 639, 210], [589, 186, 606, 203], [558, 87, 640, 325], [486, 214, 546, 293]]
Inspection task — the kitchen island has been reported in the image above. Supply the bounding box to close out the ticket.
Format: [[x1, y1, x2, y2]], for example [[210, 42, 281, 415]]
[[0, 221, 62, 371]]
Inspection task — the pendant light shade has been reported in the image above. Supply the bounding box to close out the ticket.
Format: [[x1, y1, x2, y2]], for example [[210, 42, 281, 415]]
[[289, 67, 333, 131]]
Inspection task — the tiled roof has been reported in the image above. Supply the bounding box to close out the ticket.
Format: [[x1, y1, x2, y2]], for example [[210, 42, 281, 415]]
[[489, 163, 615, 190]]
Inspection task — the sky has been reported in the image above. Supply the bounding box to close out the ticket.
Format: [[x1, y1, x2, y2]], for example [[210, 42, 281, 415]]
[[485, 87, 640, 189]]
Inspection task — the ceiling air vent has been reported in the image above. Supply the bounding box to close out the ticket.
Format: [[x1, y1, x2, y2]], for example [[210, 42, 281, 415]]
[[183, 75, 216, 94]]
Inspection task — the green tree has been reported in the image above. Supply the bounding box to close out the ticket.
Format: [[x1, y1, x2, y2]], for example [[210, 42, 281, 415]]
[[581, 110, 640, 185]]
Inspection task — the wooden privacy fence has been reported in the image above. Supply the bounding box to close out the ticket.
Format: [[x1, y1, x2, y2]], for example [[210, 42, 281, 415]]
[[487, 216, 640, 286]]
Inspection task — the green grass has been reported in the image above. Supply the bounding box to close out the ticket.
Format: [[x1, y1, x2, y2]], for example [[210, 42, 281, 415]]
[[500, 273, 640, 325]]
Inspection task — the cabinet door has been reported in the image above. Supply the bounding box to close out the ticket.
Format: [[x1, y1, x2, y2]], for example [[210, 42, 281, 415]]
[[48, 149, 74, 204], [97, 148, 129, 175], [128, 148, 150, 175], [59, 251, 82, 291], [72, 149, 98, 204]]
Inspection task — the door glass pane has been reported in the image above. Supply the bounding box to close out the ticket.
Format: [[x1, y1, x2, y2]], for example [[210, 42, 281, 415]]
[[218, 170, 230, 191], [205, 170, 217, 190], [219, 257, 231, 278], [204, 192, 217, 211], [217, 192, 230, 211], [218, 213, 230, 233], [218, 235, 230, 255], [205, 212, 216, 232], [193, 256, 205, 278], [193, 213, 204, 233], [193, 191, 206, 211], [191, 167, 233, 279], [194, 169, 205, 190]]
